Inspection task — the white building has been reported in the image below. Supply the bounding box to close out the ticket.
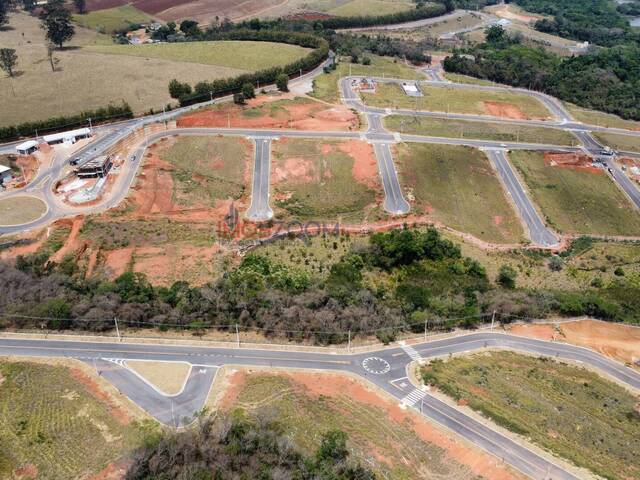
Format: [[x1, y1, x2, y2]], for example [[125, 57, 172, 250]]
[[43, 128, 91, 146], [401, 82, 422, 97], [15, 140, 38, 156], [0, 165, 13, 185]]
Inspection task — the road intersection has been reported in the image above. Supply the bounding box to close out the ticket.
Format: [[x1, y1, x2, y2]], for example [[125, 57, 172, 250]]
[[0, 331, 637, 479]]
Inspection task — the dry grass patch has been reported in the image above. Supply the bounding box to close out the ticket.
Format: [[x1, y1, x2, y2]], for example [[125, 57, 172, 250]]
[[127, 361, 190, 395], [0, 196, 47, 226]]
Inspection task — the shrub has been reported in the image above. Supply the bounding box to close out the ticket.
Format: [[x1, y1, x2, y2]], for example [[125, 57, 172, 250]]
[[276, 72, 289, 92], [498, 265, 517, 289]]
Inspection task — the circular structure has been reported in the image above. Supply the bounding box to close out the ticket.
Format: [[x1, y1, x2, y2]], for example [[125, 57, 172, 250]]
[[0, 196, 48, 226], [362, 357, 391, 375]]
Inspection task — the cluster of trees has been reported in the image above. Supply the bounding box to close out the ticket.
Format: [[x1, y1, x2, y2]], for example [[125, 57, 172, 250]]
[[326, 33, 434, 64], [2, 227, 639, 344], [0, 102, 133, 141], [443, 25, 640, 120], [510, 0, 639, 47], [170, 30, 328, 106], [617, 1, 640, 17], [127, 413, 375, 480]]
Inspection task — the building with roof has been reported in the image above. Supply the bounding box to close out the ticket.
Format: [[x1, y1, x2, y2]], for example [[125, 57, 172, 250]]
[[401, 82, 422, 97], [43, 128, 91, 146], [0, 165, 13, 185], [76, 155, 112, 178], [15, 140, 38, 156]]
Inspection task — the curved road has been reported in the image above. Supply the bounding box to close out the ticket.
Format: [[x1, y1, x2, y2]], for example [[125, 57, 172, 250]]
[[0, 332, 638, 478]]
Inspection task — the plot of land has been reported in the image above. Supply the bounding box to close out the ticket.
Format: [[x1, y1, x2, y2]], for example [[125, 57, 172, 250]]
[[87, 40, 311, 71], [311, 55, 423, 104], [73, 5, 154, 33], [271, 138, 383, 222], [75, 136, 252, 285], [396, 143, 526, 244], [421, 351, 640, 480], [0, 360, 140, 480], [327, 0, 414, 16], [509, 151, 640, 235], [386, 115, 576, 145], [362, 83, 553, 120], [367, 11, 486, 41], [178, 93, 361, 131], [565, 104, 640, 130], [216, 370, 521, 480], [0, 13, 309, 127], [594, 132, 640, 153], [0, 196, 47, 226]]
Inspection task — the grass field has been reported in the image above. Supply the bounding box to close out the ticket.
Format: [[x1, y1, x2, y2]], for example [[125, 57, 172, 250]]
[[421, 352, 640, 480], [443, 73, 501, 86], [159, 136, 251, 207], [362, 83, 553, 119], [386, 115, 576, 145], [228, 372, 491, 479], [0, 361, 141, 479], [126, 361, 190, 395], [73, 5, 153, 33], [271, 139, 382, 222], [87, 40, 311, 71], [0, 196, 47, 226], [327, 0, 414, 15], [0, 13, 308, 126], [510, 151, 640, 235], [311, 55, 422, 104], [565, 104, 640, 130], [396, 143, 526, 243], [593, 132, 640, 153]]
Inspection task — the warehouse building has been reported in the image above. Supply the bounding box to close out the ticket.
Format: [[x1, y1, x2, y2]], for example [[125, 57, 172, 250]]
[[0, 165, 13, 185], [15, 140, 38, 156], [43, 128, 91, 146]]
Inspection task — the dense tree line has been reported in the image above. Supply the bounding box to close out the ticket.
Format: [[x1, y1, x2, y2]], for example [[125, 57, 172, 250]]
[[1, 228, 638, 344], [443, 26, 640, 120], [173, 30, 329, 106], [127, 413, 374, 480], [325, 33, 434, 63], [509, 0, 639, 47], [0, 102, 133, 141]]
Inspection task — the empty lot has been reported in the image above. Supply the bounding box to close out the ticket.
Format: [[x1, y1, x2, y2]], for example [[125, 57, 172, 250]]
[[421, 351, 640, 480], [396, 143, 526, 244], [510, 151, 640, 235]]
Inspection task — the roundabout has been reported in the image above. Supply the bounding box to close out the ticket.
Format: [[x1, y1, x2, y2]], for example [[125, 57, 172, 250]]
[[0, 195, 48, 227], [362, 356, 391, 375]]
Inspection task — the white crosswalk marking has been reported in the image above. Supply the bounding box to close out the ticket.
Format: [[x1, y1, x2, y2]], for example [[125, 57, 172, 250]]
[[102, 358, 126, 367], [399, 388, 426, 409], [399, 341, 424, 363]]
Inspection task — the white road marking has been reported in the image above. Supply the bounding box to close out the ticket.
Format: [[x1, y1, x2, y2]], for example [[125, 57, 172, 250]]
[[399, 388, 426, 409]]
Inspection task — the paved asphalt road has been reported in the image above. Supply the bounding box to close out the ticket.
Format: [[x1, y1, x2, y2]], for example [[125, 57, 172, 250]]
[[485, 149, 559, 247], [373, 142, 410, 214], [245, 138, 274, 222], [1, 332, 638, 478]]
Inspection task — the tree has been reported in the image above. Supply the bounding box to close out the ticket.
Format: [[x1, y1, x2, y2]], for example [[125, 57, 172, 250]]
[[498, 265, 517, 289], [40, 0, 75, 49], [46, 43, 59, 71], [233, 92, 245, 104], [168, 78, 191, 99], [241, 82, 255, 99], [179, 19, 199, 36], [0, 0, 9, 29], [0, 48, 17, 77], [73, 0, 85, 14], [485, 24, 506, 43], [276, 72, 288, 92]]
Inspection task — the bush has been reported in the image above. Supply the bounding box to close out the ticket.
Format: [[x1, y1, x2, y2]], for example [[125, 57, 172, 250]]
[[614, 267, 625, 276], [233, 92, 245, 104], [168, 79, 192, 99], [362, 56, 371, 65], [241, 82, 255, 99], [276, 72, 289, 92], [548, 256, 564, 272], [498, 265, 517, 289]]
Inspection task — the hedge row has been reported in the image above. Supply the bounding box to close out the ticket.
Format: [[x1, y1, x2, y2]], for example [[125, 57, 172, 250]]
[[319, 3, 448, 29], [0, 103, 133, 142], [178, 30, 330, 106]]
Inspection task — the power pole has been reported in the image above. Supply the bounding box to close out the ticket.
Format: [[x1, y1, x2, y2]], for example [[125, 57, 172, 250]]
[[490, 310, 496, 332], [235, 323, 240, 348], [348, 330, 351, 353]]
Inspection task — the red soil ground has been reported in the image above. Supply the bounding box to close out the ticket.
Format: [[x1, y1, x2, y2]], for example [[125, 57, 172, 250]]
[[483, 101, 526, 120], [507, 319, 640, 366], [219, 370, 522, 480], [49, 217, 85, 264], [544, 152, 602, 174], [69, 368, 132, 425], [178, 95, 360, 132]]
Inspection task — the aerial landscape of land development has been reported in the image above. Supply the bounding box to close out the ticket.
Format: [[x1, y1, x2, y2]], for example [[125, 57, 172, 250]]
[[2, 0, 640, 478]]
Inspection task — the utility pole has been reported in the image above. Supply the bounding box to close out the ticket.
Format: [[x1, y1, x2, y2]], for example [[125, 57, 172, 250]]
[[424, 318, 428, 341], [162, 106, 167, 130], [235, 323, 240, 348], [490, 310, 496, 332], [114, 317, 121, 342], [209, 91, 213, 102], [348, 330, 351, 353], [88, 117, 92, 132]]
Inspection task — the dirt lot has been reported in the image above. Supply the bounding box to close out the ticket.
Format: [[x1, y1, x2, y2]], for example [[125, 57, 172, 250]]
[[271, 138, 384, 222], [507, 319, 640, 366], [215, 369, 523, 480], [178, 93, 361, 131]]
